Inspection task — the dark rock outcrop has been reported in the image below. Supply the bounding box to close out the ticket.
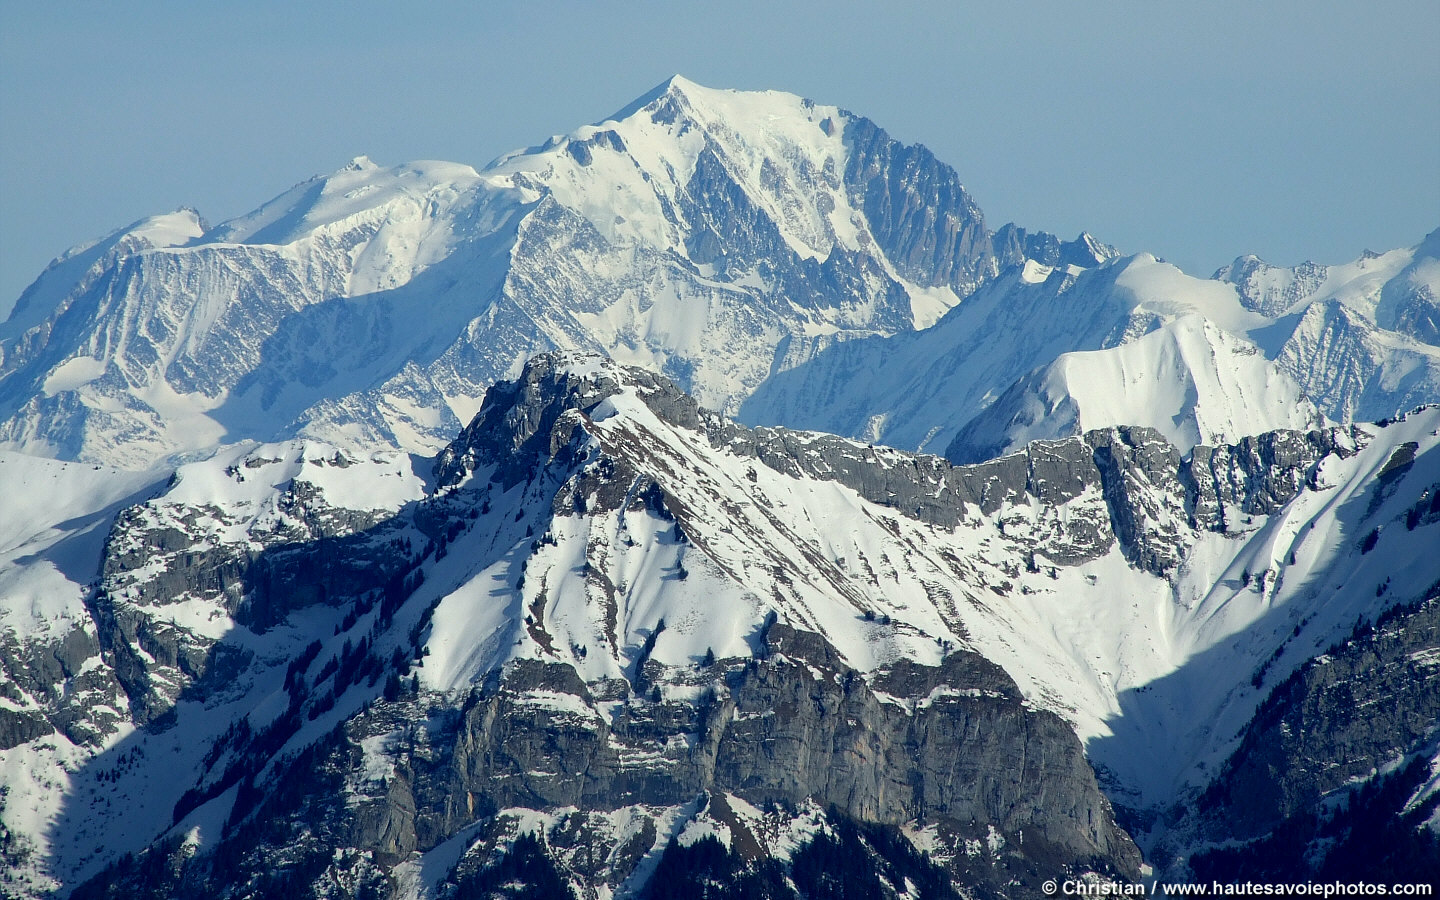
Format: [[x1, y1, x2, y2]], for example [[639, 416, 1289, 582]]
[[1194, 591, 1440, 841], [86, 624, 1137, 897]]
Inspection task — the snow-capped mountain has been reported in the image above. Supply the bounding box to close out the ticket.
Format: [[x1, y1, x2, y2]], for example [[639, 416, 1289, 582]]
[[0, 76, 1108, 469], [8, 76, 1428, 475], [945, 316, 1323, 463], [1221, 227, 1440, 423], [3, 354, 1437, 896], [743, 238, 1440, 459], [3, 77, 1439, 897]]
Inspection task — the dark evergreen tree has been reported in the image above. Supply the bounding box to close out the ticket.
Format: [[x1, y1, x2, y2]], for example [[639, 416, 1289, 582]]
[[644, 835, 793, 900], [790, 815, 959, 900], [1191, 756, 1440, 882], [453, 832, 576, 899]]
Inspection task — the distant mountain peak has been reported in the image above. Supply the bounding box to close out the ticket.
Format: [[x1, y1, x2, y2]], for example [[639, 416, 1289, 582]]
[[3, 78, 1440, 899], [5, 77, 1430, 478], [3, 77, 1064, 465]]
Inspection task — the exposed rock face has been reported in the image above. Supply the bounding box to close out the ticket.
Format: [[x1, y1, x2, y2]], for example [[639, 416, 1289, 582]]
[[1186, 428, 1358, 530], [1176, 592, 1440, 881], [82, 452, 424, 732], [515, 630, 1114, 863], [0, 625, 118, 750], [1085, 427, 1187, 576], [991, 224, 1118, 272], [1194, 593, 1440, 841], [10, 354, 1440, 899], [436, 354, 665, 490], [841, 116, 995, 295], [76, 626, 1137, 898], [1216, 256, 1330, 318]]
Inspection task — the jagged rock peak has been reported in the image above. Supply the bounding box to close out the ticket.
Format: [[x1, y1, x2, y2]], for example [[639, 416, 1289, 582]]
[[0, 74, 1133, 468], [434, 352, 702, 489]]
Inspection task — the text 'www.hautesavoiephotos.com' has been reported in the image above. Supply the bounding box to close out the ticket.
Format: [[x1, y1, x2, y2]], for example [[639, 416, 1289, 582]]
[[1044, 881, 1435, 898]]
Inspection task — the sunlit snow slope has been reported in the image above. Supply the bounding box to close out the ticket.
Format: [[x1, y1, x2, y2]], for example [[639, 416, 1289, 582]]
[[0, 77, 1105, 468], [3, 353, 1438, 895], [743, 241, 1440, 459], [946, 316, 1323, 463]]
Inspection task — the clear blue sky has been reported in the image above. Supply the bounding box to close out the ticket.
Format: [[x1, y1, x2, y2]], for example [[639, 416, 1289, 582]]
[[2, 1, 1437, 311]]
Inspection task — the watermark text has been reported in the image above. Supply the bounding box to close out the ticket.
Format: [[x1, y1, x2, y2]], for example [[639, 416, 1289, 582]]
[[1040, 880, 1434, 898]]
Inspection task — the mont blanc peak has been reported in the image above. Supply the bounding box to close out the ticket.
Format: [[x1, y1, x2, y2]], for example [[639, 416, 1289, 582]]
[[3, 78, 1440, 896], [0, 77, 1082, 468]]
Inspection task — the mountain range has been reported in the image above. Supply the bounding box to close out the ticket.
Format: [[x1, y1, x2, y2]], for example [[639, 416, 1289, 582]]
[[1, 76, 1437, 897]]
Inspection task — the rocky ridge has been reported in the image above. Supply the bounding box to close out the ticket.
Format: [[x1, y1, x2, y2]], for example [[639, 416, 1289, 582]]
[[0, 78, 1112, 469], [4, 355, 1438, 896], [743, 237, 1440, 458]]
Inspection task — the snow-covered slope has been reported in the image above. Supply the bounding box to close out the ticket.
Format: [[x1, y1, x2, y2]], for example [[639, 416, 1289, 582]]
[[1222, 228, 1440, 425], [744, 239, 1440, 460], [946, 316, 1324, 463], [0, 157, 511, 465], [0, 453, 162, 642], [741, 253, 1230, 453], [6, 354, 1437, 895], [0, 77, 1104, 469], [0, 209, 205, 346]]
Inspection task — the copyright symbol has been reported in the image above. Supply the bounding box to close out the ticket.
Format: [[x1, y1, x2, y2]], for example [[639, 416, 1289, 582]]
[[1043, 880, 1059, 896]]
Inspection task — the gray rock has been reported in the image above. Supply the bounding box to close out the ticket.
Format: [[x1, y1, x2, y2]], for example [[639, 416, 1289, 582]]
[[1193, 593, 1440, 841], [152, 624, 1139, 894]]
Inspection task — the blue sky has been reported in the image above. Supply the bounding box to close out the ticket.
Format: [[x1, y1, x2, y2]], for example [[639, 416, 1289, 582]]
[[2, 1, 1437, 309]]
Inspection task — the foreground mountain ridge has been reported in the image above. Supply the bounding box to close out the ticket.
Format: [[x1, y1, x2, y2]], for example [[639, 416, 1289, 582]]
[[2, 353, 1438, 895], [1, 77, 1438, 896]]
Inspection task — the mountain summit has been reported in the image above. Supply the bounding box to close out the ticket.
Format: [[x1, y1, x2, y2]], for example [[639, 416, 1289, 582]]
[[1, 79, 1439, 896], [0, 76, 1107, 468], [4, 79, 1433, 472], [5, 352, 1438, 895]]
